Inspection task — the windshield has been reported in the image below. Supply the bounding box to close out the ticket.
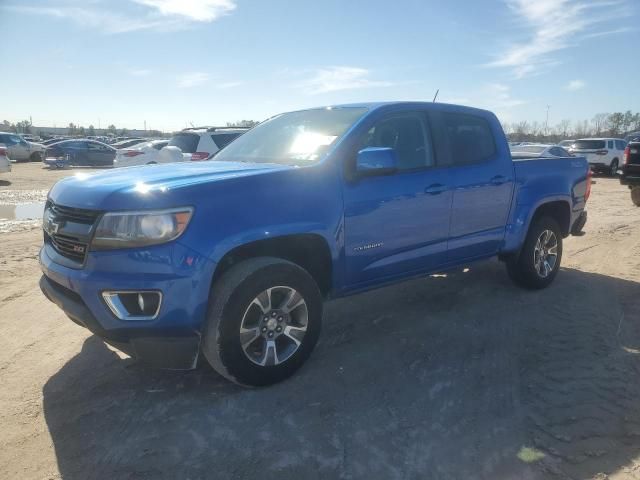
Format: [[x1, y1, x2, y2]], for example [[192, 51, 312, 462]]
[[213, 107, 368, 165], [573, 140, 605, 150], [511, 146, 546, 154]]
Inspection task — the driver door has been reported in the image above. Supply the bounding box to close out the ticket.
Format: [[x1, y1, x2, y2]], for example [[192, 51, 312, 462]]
[[343, 111, 452, 288]]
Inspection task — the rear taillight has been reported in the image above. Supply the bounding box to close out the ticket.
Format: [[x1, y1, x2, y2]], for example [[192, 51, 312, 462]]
[[585, 169, 592, 202], [623, 146, 630, 165], [191, 152, 210, 161], [0, 147, 6, 157], [123, 150, 144, 157], [595, 149, 608, 156]]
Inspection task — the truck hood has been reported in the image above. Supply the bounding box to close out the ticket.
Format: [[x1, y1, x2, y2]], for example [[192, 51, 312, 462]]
[[48, 160, 292, 210]]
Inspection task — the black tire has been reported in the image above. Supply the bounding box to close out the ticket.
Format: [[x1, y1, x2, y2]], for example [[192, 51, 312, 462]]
[[610, 159, 619, 177], [30, 152, 42, 162], [506, 216, 563, 289], [202, 257, 323, 386], [632, 187, 640, 207]]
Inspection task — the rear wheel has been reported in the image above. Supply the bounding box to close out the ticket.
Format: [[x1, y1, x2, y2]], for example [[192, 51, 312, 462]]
[[202, 257, 323, 386], [610, 159, 619, 176], [507, 216, 563, 289], [632, 187, 640, 207]]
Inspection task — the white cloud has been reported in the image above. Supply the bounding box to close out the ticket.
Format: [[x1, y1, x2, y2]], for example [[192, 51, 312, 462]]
[[216, 81, 244, 89], [566, 79, 586, 91], [300, 66, 394, 94], [133, 0, 236, 22], [129, 68, 152, 76], [177, 72, 210, 88], [485, 83, 526, 109], [2, 0, 236, 34], [489, 0, 632, 78]]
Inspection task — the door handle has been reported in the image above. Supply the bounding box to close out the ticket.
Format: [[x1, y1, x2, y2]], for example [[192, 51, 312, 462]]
[[490, 175, 507, 185], [425, 183, 447, 195]]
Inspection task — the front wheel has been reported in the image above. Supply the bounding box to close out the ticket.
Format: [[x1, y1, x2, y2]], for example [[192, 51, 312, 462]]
[[202, 257, 323, 386], [507, 216, 563, 289], [632, 187, 640, 207], [30, 152, 43, 162]]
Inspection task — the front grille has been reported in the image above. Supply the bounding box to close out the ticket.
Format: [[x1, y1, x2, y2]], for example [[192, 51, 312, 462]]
[[45, 201, 100, 264], [48, 202, 99, 224], [48, 233, 89, 263]]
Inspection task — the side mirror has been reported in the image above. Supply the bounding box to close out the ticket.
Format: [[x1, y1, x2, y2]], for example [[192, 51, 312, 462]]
[[356, 147, 398, 177]]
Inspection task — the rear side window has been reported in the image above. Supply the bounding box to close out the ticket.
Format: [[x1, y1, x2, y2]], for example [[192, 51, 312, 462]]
[[153, 142, 168, 150], [616, 140, 626, 150], [573, 140, 605, 150], [211, 133, 241, 149], [167, 133, 199, 153], [608, 140, 614, 149], [443, 113, 496, 165]]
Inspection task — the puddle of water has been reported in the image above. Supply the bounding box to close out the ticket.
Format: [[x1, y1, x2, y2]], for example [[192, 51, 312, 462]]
[[0, 202, 45, 220]]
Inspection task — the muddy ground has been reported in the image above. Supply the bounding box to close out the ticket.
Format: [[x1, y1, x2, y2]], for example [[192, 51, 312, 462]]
[[1, 163, 639, 480]]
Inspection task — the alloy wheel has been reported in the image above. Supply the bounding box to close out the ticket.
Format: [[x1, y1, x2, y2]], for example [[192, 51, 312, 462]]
[[239, 286, 308, 366], [533, 229, 558, 278]]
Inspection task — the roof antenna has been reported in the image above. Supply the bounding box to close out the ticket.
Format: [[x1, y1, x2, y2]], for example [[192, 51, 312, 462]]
[[432, 89, 439, 103]]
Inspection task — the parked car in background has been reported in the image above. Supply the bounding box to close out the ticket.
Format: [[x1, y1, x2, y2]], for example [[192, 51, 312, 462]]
[[620, 140, 640, 206], [164, 127, 249, 162], [39, 102, 590, 386], [569, 138, 626, 176], [510, 144, 572, 159], [45, 139, 116, 167], [558, 140, 576, 149], [0, 144, 11, 174], [110, 138, 147, 149], [113, 139, 170, 167], [20, 134, 41, 142], [0, 132, 46, 161], [624, 132, 640, 143]]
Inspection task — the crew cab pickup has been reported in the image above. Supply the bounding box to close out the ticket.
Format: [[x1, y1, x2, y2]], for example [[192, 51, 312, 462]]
[[620, 140, 640, 206], [39, 102, 590, 386]]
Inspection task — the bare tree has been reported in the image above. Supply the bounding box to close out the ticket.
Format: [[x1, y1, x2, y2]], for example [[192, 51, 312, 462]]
[[607, 113, 624, 136], [557, 119, 571, 138]]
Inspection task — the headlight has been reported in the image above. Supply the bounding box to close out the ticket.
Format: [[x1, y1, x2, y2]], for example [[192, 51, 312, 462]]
[[92, 207, 193, 250]]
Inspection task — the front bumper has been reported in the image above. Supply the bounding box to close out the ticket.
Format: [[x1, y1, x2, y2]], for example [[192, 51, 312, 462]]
[[39, 241, 216, 369]]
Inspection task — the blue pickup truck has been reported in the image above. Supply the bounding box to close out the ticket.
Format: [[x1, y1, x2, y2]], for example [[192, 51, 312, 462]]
[[39, 102, 590, 386]]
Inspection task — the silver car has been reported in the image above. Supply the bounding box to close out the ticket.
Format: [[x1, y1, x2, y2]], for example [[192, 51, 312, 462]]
[[0, 132, 46, 162]]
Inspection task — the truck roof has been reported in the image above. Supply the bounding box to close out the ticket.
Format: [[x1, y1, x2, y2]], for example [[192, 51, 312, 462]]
[[288, 101, 495, 117]]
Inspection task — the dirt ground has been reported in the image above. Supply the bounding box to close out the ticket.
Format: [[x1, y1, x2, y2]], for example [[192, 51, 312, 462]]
[[1, 163, 640, 480]]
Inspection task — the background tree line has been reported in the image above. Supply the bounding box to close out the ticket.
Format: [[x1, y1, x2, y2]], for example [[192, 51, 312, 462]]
[[503, 111, 640, 143]]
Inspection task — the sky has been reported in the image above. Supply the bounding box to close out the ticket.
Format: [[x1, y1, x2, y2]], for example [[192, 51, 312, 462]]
[[1, 0, 638, 132]]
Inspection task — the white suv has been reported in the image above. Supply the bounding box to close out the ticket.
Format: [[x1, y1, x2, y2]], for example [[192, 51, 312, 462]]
[[164, 127, 249, 162], [569, 138, 627, 176]]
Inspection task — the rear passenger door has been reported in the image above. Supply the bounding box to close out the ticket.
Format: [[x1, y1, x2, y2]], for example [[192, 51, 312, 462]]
[[433, 111, 514, 262]]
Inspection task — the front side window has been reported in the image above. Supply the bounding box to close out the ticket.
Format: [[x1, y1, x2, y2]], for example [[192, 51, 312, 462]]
[[443, 113, 496, 165], [213, 107, 368, 165], [359, 113, 433, 170]]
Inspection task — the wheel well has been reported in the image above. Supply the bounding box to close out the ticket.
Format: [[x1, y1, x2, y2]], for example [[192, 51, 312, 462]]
[[212, 234, 333, 297], [532, 201, 571, 237]]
